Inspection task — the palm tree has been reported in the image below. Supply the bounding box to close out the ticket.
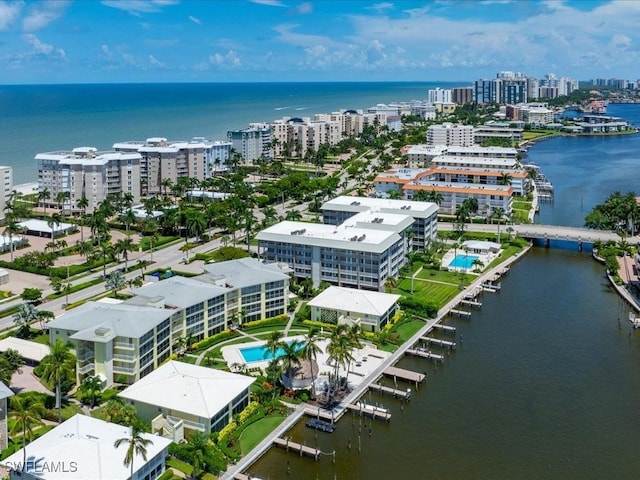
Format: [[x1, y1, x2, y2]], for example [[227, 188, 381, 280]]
[[39, 339, 75, 423], [181, 432, 210, 480], [264, 331, 284, 400], [115, 237, 134, 270], [123, 208, 136, 238], [38, 187, 51, 214], [79, 375, 103, 407], [9, 395, 45, 478], [493, 207, 505, 243], [426, 189, 444, 206], [13, 303, 39, 338], [279, 340, 303, 386], [285, 210, 302, 221], [114, 423, 153, 480], [499, 172, 513, 186], [106, 270, 127, 297], [302, 327, 322, 398], [3, 214, 24, 262], [55, 191, 71, 215]]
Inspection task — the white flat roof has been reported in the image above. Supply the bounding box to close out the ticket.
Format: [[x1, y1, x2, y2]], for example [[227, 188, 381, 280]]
[[256, 220, 401, 254], [345, 211, 414, 232], [308, 286, 400, 316], [119, 361, 255, 419], [1, 414, 171, 480], [321, 195, 438, 217], [445, 145, 518, 155], [432, 155, 517, 168], [0, 337, 50, 363], [18, 219, 75, 234]]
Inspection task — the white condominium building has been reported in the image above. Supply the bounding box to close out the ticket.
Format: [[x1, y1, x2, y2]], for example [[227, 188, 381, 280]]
[[0, 167, 11, 222], [113, 137, 219, 195], [321, 195, 438, 251], [37, 147, 141, 213], [269, 116, 342, 159], [428, 88, 452, 104], [427, 123, 474, 147], [48, 258, 289, 387], [227, 125, 272, 164], [257, 213, 413, 291]]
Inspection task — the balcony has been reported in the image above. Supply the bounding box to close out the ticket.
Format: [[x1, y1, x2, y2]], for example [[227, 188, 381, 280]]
[[113, 353, 135, 362], [114, 341, 135, 350], [77, 350, 95, 362], [113, 365, 136, 374], [180, 418, 206, 432], [78, 363, 95, 375]]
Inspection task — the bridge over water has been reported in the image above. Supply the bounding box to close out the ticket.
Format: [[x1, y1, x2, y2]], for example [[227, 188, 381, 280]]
[[438, 223, 638, 248]]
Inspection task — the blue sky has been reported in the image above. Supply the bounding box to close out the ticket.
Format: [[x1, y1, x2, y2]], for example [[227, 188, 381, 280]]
[[0, 0, 638, 84]]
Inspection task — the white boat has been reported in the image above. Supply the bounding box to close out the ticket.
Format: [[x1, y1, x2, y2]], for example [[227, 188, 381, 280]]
[[629, 312, 640, 328]]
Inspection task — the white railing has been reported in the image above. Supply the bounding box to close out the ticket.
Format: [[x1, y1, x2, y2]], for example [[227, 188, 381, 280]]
[[77, 351, 94, 362], [114, 342, 135, 350], [180, 418, 206, 431], [113, 365, 135, 374], [77, 363, 95, 374], [113, 353, 135, 362]]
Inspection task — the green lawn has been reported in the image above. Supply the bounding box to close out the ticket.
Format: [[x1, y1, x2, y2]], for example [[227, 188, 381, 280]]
[[414, 268, 473, 284], [239, 416, 286, 455], [396, 278, 461, 308], [166, 457, 193, 476], [393, 319, 426, 342]]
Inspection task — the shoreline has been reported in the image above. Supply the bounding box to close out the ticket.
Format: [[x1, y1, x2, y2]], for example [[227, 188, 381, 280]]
[[223, 245, 531, 479]]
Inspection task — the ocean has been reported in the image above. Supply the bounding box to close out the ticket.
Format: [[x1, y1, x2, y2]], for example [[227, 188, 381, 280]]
[[0, 81, 464, 185]]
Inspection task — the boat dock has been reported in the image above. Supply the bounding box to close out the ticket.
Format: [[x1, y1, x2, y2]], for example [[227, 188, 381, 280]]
[[420, 336, 456, 349], [346, 402, 391, 421], [629, 312, 640, 329], [406, 348, 445, 363], [449, 309, 472, 318], [432, 324, 456, 334], [273, 437, 322, 460], [306, 418, 336, 433], [460, 299, 482, 308], [383, 366, 426, 384], [368, 382, 412, 399], [482, 281, 501, 291], [304, 408, 336, 422]]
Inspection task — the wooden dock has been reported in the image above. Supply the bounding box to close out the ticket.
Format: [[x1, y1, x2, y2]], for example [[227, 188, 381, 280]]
[[347, 402, 392, 421], [273, 437, 321, 460], [233, 474, 250, 480], [460, 299, 482, 308], [383, 366, 426, 384], [369, 382, 412, 399], [432, 324, 456, 334], [420, 336, 456, 349], [406, 348, 445, 363], [449, 309, 471, 318]]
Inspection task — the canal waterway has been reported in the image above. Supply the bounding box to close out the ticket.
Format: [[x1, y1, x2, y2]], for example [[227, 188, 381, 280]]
[[531, 103, 640, 227], [249, 104, 640, 479], [250, 249, 640, 479]]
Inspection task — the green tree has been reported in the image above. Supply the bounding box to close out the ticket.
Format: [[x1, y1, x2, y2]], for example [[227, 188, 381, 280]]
[[106, 270, 127, 297], [13, 303, 39, 338], [302, 327, 322, 398], [114, 423, 153, 480], [40, 339, 76, 423], [9, 395, 45, 477], [38, 187, 51, 214], [20, 288, 42, 304], [78, 375, 103, 408]]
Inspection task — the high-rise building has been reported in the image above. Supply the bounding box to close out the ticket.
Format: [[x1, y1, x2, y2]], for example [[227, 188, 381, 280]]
[[428, 88, 452, 104], [451, 87, 473, 105], [227, 126, 272, 164], [473, 79, 497, 104], [427, 123, 474, 147], [0, 167, 12, 222], [37, 148, 141, 213]]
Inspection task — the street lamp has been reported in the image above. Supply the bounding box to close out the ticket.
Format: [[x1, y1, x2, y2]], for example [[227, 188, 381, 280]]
[[65, 263, 70, 306]]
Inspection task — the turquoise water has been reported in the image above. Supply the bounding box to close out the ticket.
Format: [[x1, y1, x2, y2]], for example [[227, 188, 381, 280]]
[[448, 254, 479, 269], [0, 82, 461, 184], [239, 341, 302, 363]]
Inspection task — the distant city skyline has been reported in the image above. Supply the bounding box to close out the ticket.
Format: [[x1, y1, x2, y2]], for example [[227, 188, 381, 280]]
[[0, 0, 639, 84]]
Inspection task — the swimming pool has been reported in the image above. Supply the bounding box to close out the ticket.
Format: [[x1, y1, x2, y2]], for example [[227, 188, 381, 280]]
[[239, 342, 302, 364], [448, 254, 479, 270]]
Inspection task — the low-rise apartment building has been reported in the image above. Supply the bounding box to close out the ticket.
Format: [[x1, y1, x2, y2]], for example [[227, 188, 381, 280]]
[[48, 258, 289, 387], [427, 123, 474, 147], [37, 148, 141, 213], [257, 215, 411, 291], [321, 195, 438, 251]]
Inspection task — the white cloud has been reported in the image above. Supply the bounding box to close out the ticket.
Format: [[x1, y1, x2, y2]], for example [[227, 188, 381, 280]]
[[188, 15, 201, 25], [101, 0, 176, 15], [250, 0, 285, 7], [23, 0, 70, 32], [208, 50, 241, 68], [101, 44, 113, 59], [23, 33, 66, 59], [368, 3, 394, 14], [0, 0, 23, 30], [296, 2, 312, 14], [149, 54, 165, 67]]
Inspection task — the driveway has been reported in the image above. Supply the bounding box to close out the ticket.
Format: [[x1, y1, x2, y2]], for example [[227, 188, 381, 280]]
[[10, 365, 53, 395]]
